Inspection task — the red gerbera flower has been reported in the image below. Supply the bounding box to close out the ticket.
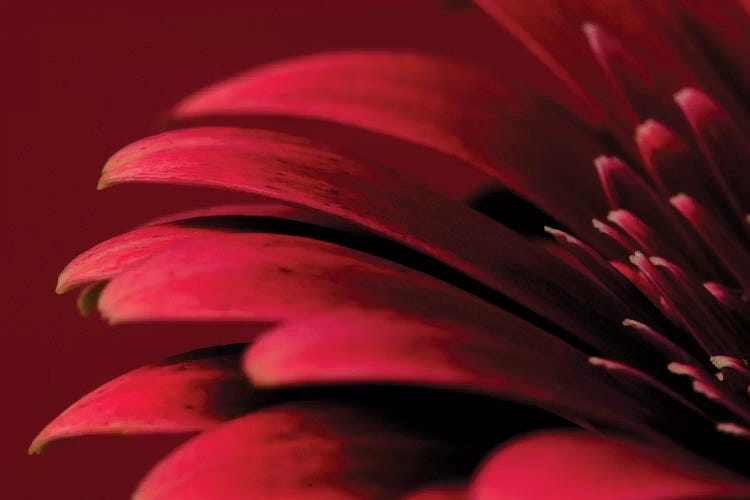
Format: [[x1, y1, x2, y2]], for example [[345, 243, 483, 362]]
[[32, 0, 750, 498]]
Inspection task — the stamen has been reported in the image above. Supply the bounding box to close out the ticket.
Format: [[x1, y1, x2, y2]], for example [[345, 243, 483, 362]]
[[622, 319, 696, 365], [717, 422, 750, 438], [591, 357, 706, 417], [593, 218, 638, 253], [671, 194, 750, 289], [634, 256, 744, 357], [669, 362, 750, 424]]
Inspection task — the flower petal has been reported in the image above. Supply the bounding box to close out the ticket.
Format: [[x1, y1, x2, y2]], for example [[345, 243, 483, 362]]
[[470, 432, 750, 499], [595, 155, 721, 279], [99, 127, 639, 355], [243, 308, 652, 433], [168, 52, 610, 247], [57, 203, 348, 294], [30, 345, 251, 454], [675, 87, 750, 225], [134, 404, 459, 500]]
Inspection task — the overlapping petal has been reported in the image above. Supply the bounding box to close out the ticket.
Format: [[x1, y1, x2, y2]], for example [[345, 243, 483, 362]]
[[36, 0, 750, 497], [99, 127, 645, 356], [168, 52, 612, 249], [134, 404, 461, 500]]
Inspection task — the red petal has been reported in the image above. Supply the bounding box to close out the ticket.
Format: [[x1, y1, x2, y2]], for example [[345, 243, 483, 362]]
[[244, 308, 652, 432], [635, 119, 726, 218], [57, 203, 344, 294], [675, 88, 750, 224], [134, 404, 457, 499], [595, 155, 720, 278], [544, 227, 664, 327], [98, 231, 632, 354], [29, 345, 250, 454], [97, 233, 500, 324], [671, 194, 750, 290], [100, 127, 636, 355], [583, 23, 685, 133], [470, 432, 750, 499], [169, 52, 610, 246], [475, 0, 744, 143], [676, 0, 750, 105]]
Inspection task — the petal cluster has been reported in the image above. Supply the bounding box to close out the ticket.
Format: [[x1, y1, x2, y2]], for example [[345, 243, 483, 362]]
[[36, 0, 750, 498]]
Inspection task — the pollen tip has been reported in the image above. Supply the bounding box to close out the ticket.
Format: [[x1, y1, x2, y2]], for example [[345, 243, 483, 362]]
[[605, 210, 624, 223], [622, 318, 645, 329], [717, 422, 750, 437], [649, 256, 668, 267], [588, 356, 613, 369], [667, 361, 694, 376], [710, 356, 728, 369], [628, 251, 645, 266]]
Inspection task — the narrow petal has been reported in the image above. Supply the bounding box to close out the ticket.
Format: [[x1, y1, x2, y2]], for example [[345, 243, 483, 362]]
[[30, 345, 251, 453], [474, 0, 744, 142], [671, 194, 750, 290], [675, 88, 750, 225], [57, 203, 348, 294], [244, 308, 650, 431], [635, 119, 726, 219], [596, 155, 721, 278], [470, 432, 750, 499], [134, 404, 459, 500]]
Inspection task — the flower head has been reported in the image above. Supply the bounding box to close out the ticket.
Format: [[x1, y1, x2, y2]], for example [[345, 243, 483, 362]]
[[33, 1, 750, 498]]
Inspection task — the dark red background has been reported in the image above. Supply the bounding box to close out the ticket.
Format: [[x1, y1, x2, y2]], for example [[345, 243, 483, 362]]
[[2, 2, 552, 497]]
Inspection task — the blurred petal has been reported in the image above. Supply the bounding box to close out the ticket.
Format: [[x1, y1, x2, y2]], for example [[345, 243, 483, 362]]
[[471, 432, 750, 499], [30, 345, 250, 453], [134, 404, 459, 500], [474, 0, 745, 139]]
